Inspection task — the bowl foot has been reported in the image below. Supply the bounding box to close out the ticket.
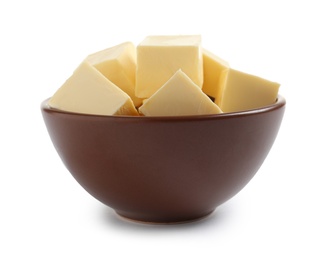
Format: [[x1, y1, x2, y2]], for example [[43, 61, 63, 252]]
[[114, 210, 215, 225]]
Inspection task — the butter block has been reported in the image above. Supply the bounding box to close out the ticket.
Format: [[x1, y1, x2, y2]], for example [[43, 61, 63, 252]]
[[86, 42, 143, 107], [136, 35, 203, 98], [202, 49, 229, 99], [218, 68, 280, 113], [48, 61, 138, 116], [138, 70, 222, 116]]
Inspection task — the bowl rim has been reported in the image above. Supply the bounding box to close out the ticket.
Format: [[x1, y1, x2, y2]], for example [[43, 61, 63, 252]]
[[41, 95, 285, 121]]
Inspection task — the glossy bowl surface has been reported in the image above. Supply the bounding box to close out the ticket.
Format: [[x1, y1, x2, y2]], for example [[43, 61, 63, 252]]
[[41, 96, 285, 223]]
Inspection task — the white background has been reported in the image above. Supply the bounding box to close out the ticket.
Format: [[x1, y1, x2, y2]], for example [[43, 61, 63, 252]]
[[1, 0, 324, 259]]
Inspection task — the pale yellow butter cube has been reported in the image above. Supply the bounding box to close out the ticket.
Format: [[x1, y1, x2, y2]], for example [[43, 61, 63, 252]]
[[218, 68, 280, 113], [202, 49, 229, 99], [86, 42, 143, 107], [138, 70, 222, 116], [135, 35, 203, 98], [48, 61, 138, 116]]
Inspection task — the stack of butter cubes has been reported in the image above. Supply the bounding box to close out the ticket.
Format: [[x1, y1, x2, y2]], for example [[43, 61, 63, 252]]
[[49, 35, 280, 116]]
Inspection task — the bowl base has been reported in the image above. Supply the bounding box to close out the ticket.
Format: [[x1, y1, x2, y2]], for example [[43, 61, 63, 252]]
[[115, 210, 215, 225]]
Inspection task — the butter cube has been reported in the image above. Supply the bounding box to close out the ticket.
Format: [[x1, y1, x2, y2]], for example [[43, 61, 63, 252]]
[[202, 49, 229, 99], [86, 42, 143, 107], [138, 70, 222, 116], [218, 68, 280, 113], [136, 35, 203, 98], [48, 61, 138, 116]]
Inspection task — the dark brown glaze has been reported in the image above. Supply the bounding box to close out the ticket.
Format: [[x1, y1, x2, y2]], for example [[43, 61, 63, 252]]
[[41, 96, 285, 223]]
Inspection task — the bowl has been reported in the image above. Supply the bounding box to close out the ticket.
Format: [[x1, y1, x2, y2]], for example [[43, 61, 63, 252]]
[[41, 96, 285, 223]]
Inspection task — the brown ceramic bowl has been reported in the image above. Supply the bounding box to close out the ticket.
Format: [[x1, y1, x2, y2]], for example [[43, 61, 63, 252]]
[[41, 96, 285, 223]]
